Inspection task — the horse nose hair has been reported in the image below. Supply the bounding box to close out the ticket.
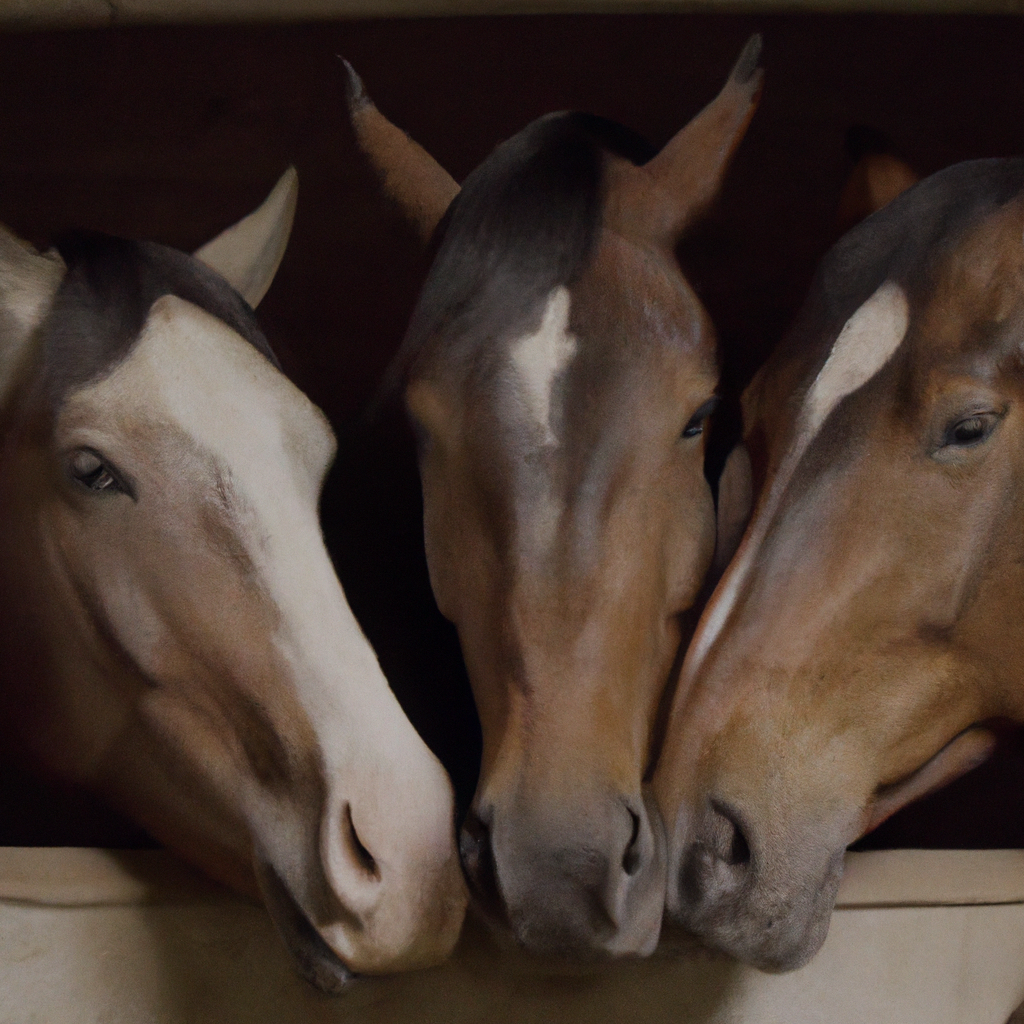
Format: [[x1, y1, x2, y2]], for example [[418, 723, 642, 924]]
[[678, 799, 752, 909]]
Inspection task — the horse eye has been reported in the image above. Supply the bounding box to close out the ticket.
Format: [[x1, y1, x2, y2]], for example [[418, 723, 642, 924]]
[[682, 397, 721, 440], [943, 412, 998, 449], [69, 449, 123, 493]]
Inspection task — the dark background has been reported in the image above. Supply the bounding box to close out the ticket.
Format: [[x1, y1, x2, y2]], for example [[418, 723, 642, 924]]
[[1, 13, 1023, 849]]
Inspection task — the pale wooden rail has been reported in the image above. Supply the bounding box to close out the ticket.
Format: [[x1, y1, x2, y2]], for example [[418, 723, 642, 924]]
[[2, 847, 1024, 1023]]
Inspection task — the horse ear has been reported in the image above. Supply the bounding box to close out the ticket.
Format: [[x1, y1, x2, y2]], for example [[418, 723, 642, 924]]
[[711, 442, 753, 582], [836, 127, 919, 233], [194, 166, 298, 308], [343, 61, 459, 245], [0, 226, 65, 407], [640, 34, 762, 245]]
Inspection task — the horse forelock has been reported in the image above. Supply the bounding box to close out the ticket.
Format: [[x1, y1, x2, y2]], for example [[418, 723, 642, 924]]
[[814, 158, 1024, 343], [384, 112, 656, 401], [34, 231, 277, 415]]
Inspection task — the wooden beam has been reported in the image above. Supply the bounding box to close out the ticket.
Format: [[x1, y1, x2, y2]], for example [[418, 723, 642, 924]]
[[1, 0, 1023, 30]]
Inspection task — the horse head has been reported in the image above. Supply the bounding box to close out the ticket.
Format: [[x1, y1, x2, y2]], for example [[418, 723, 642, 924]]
[[348, 39, 761, 959], [0, 171, 466, 988], [654, 157, 1024, 970]]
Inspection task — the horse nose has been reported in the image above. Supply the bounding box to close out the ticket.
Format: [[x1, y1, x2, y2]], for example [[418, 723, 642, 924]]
[[672, 798, 753, 920], [316, 787, 467, 973], [477, 791, 666, 958]]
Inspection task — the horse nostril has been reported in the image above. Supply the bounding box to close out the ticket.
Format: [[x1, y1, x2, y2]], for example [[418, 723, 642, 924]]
[[709, 800, 751, 867], [345, 804, 379, 878], [677, 800, 754, 916], [729, 822, 751, 867], [622, 808, 642, 876]]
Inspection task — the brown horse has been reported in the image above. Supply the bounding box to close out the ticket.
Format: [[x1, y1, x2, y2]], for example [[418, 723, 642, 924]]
[[653, 156, 1024, 971], [0, 171, 466, 989], [347, 39, 761, 958]]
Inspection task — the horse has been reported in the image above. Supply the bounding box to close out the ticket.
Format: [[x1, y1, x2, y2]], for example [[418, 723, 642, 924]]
[[652, 155, 1024, 972], [346, 36, 761, 959], [0, 169, 466, 990]]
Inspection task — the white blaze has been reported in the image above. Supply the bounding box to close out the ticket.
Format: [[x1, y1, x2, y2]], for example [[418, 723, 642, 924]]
[[687, 280, 910, 675], [61, 297, 438, 797], [510, 286, 577, 446], [800, 281, 909, 445]]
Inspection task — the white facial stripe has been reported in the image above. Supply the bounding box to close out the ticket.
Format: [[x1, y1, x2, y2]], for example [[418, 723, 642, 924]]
[[687, 282, 910, 680], [63, 296, 427, 782], [801, 281, 909, 443], [510, 286, 577, 445]]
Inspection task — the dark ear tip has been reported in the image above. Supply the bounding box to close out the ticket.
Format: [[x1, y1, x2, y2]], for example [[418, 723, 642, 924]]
[[338, 57, 371, 112], [731, 33, 763, 86]]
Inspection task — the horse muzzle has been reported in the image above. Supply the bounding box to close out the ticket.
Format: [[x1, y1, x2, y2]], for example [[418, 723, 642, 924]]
[[665, 797, 846, 972], [459, 788, 667, 961]]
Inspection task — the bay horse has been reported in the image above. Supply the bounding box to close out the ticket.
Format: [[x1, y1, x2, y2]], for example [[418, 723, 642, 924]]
[[0, 170, 466, 989], [347, 38, 761, 958], [653, 156, 1024, 971]]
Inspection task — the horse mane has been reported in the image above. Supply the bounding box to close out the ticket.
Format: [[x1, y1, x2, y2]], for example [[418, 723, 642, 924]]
[[38, 231, 279, 413], [375, 111, 657, 408]]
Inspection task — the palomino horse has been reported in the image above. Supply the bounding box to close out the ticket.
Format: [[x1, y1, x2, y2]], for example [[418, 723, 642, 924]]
[[0, 171, 466, 989], [347, 38, 761, 958], [653, 156, 1024, 971]]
